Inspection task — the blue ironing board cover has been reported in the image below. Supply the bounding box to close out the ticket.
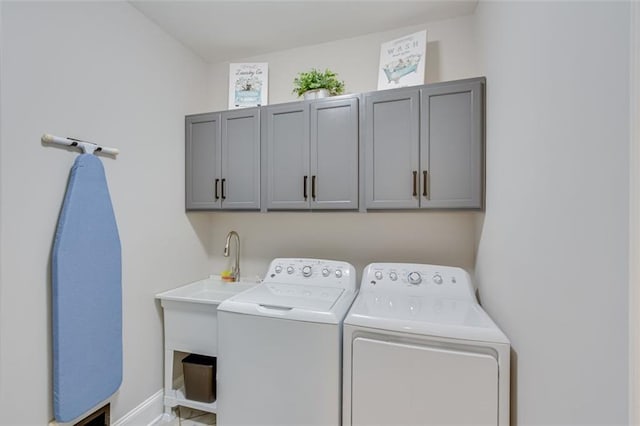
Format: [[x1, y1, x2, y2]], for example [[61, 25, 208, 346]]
[[52, 154, 122, 422]]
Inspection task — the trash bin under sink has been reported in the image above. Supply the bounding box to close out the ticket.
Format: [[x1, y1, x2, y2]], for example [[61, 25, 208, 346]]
[[182, 354, 216, 403]]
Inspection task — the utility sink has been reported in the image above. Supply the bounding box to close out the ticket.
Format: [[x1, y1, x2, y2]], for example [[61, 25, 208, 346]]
[[156, 276, 259, 415], [156, 276, 258, 357], [157, 276, 258, 305]]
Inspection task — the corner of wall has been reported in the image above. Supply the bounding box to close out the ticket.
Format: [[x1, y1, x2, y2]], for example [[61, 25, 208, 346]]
[[0, 0, 5, 414], [629, 1, 640, 423]]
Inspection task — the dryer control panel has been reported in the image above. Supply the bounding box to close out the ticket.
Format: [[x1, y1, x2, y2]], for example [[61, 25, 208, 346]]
[[265, 258, 357, 290], [361, 263, 476, 300]]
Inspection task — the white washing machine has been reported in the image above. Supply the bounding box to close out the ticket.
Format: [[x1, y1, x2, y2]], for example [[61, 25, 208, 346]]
[[343, 263, 510, 426], [217, 258, 357, 426]]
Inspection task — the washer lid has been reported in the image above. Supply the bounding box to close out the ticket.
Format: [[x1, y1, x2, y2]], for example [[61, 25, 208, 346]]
[[218, 282, 354, 324], [231, 282, 344, 310], [345, 292, 509, 344]]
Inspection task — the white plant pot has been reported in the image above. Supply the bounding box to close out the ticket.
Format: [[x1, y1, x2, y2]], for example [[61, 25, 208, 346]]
[[303, 88, 330, 100]]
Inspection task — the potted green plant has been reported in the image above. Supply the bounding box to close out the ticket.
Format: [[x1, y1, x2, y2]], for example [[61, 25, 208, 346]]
[[292, 68, 345, 99]]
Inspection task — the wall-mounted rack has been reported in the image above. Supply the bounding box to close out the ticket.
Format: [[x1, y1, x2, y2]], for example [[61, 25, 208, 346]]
[[42, 134, 119, 156]]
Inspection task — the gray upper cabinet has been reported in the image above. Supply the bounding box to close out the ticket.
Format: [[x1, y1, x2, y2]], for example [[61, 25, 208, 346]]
[[185, 108, 260, 210], [420, 80, 483, 208], [264, 103, 310, 210], [221, 109, 261, 209], [265, 96, 359, 210], [310, 97, 359, 209], [186, 77, 484, 213], [364, 89, 421, 209], [364, 78, 484, 209], [186, 113, 221, 210]]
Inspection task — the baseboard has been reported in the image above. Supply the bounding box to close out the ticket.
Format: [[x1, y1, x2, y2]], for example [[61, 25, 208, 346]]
[[112, 389, 165, 426]]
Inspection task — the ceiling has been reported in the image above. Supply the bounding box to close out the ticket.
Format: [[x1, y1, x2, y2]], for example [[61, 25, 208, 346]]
[[129, 1, 478, 63]]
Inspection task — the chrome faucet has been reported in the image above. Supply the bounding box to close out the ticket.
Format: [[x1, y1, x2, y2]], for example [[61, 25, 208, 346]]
[[223, 230, 240, 282]]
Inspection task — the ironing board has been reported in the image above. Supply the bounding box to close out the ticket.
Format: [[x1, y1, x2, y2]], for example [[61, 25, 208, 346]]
[[52, 153, 122, 423]]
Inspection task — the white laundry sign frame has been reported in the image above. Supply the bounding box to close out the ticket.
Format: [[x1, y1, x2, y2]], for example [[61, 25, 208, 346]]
[[377, 30, 427, 90], [229, 63, 268, 109]]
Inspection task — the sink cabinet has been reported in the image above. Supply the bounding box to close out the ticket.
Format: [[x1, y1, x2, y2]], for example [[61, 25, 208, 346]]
[[185, 108, 261, 210], [156, 277, 257, 416], [263, 96, 359, 210], [160, 300, 219, 415]]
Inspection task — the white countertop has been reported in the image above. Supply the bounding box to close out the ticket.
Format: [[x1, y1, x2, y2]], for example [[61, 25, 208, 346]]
[[155, 275, 259, 305]]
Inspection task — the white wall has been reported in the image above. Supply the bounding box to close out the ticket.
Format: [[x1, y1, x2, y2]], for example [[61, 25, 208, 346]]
[[206, 16, 478, 110], [4, 3, 630, 423], [630, 2, 640, 422], [0, 8, 482, 423], [0, 2, 213, 423], [0, 1, 4, 409], [208, 211, 478, 283], [204, 16, 482, 280], [474, 1, 630, 424]]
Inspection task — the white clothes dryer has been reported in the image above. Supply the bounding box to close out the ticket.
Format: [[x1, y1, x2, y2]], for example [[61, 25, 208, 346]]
[[217, 258, 357, 426], [343, 263, 510, 426]]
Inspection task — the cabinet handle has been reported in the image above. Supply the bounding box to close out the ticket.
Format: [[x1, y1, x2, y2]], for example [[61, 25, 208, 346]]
[[412, 171, 418, 197], [215, 178, 220, 200], [312, 176, 316, 200], [423, 170, 428, 197], [303, 175, 308, 200], [221, 178, 226, 200]]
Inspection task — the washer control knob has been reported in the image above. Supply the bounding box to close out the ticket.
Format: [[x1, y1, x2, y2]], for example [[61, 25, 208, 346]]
[[374, 271, 383, 280], [287, 266, 295, 275], [389, 272, 398, 281], [335, 269, 343, 278], [275, 265, 282, 274], [407, 272, 422, 285], [433, 274, 443, 285], [302, 265, 312, 277], [322, 268, 330, 277]]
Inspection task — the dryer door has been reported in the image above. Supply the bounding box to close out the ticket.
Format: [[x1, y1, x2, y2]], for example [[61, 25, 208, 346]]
[[351, 337, 498, 426]]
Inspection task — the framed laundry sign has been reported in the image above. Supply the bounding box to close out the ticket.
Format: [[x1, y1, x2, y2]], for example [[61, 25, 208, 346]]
[[377, 30, 427, 90], [229, 63, 268, 109]]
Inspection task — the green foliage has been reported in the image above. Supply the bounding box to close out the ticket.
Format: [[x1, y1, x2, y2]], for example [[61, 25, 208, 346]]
[[292, 68, 345, 97]]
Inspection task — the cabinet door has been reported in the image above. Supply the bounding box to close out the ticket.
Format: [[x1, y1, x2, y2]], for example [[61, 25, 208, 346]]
[[310, 97, 359, 210], [221, 108, 261, 210], [185, 113, 221, 210], [364, 89, 420, 209], [264, 103, 310, 210], [420, 80, 483, 208]]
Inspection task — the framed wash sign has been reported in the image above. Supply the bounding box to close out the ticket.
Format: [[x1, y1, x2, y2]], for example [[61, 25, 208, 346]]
[[229, 63, 268, 109], [377, 30, 427, 90]]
